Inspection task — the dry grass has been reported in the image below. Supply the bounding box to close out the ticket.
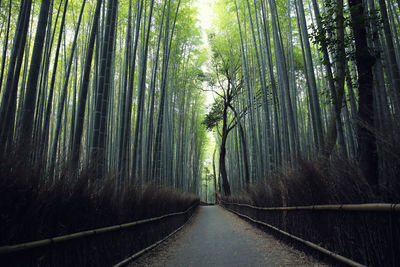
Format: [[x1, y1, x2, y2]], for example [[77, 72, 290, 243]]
[[0, 152, 199, 266], [222, 157, 400, 266]]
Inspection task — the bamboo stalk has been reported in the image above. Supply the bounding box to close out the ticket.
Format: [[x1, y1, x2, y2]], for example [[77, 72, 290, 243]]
[[223, 205, 366, 267], [220, 201, 399, 212], [0, 203, 198, 255]]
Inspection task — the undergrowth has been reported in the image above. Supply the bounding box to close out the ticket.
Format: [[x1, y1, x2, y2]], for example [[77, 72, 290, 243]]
[[0, 152, 199, 266], [227, 156, 399, 207], [222, 156, 400, 266]]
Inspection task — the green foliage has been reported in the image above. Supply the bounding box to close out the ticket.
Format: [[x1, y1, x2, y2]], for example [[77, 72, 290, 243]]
[[292, 46, 305, 71], [203, 98, 224, 131], [309, 0, 354, 63]]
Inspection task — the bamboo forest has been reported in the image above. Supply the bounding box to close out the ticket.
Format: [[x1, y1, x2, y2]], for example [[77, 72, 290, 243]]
[[1, 0, 400, 266]]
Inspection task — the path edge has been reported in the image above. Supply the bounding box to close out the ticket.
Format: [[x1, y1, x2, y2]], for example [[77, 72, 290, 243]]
[[113, 206, 199, 267]]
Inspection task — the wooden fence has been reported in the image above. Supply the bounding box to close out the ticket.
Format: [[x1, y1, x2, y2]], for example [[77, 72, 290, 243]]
[[221, 200, 399, 267], [0, 202, 198, 266]]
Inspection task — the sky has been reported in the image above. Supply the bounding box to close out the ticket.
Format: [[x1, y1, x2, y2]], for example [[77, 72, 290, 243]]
[[194, 0, 216, 108], [194, 0, 217, 171], [195, 0, 215, 42]]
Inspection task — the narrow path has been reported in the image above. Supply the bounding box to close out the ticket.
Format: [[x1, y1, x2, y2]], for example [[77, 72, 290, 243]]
[[129, 206, 325, 267]]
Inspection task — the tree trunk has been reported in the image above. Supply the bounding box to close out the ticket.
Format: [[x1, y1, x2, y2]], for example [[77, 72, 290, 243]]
[[378, 0, 400, 114], [296, 0, 324, 153], [0, 0, 32, 152], [49, 1, 86, 177], [91, 0, 118, 179], [0, 0, 11, 94], [220, 103, 231, 196], [212, 148, 218, 201], [72, 0, 103, 170], [228, 102, 250, 190], [348, 0, 379, 188], [19, 0, 51, 151]]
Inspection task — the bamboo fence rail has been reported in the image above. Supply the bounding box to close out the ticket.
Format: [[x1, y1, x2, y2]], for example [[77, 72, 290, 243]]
[[220, 201, 400, 212], [222, 205, 366, 267], [0, 203, 198, 255], [221, 201, 400, 266], [113, 206, 196, 267]]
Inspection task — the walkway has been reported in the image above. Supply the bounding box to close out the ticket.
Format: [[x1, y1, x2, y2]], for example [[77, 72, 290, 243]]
[[129, 206, 324, 266]]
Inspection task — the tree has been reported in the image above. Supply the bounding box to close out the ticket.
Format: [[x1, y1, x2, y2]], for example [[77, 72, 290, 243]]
[[0, 0, 32, 153], [203, 33, 247, 196], [91, 0, 118, 179], [348, 0, 378, 188], [72, 0, 103, 170]]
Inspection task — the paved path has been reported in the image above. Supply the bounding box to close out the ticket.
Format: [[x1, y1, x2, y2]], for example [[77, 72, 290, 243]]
[[129, 206, 325, 267]]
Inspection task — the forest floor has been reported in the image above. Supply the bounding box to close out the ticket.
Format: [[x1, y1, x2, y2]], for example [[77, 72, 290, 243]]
[[128, 206, 326, 267]]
